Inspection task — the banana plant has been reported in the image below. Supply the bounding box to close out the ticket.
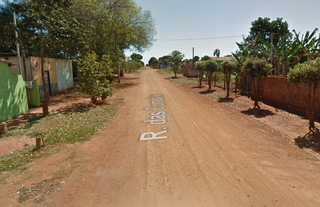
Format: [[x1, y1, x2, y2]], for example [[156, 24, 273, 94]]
[[293, 28, 320, 62]]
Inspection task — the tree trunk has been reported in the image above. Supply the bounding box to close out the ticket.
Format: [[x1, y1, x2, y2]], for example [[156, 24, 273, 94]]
[[199, 71, 203, 87], [115, 33, 120, 83], [223, 75, 226, 90], [208, 71, 213, 90], [214, 72, 217, 87], [226, 74, 230, 99], [254, 77, 260, 109], [235, 74, 238, 94], [40, 26, 49, 116]]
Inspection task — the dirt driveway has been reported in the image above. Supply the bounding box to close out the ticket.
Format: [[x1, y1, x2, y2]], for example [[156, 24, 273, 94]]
[[2, 67, 320, 206]]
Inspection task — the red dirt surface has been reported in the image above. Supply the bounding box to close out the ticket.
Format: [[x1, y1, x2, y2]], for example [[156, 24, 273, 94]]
[[1, 68, 320, 207]]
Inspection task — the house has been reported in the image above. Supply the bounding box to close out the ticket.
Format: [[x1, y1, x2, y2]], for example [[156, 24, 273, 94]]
[[209, 56, 235, 68], [0, 59, 28, 122], [1, 56, 74, 99]]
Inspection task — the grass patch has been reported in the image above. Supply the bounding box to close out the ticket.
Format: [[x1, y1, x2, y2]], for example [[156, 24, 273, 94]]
[[159, 67, 174, 75], [173, 78, 198, 85], [206, 93, 222, 102], [1, 103, 119, 172]]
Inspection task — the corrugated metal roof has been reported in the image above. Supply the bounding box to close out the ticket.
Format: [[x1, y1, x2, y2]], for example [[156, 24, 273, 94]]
[[0, 59, 19, 66], [209, 56, 235, 61]]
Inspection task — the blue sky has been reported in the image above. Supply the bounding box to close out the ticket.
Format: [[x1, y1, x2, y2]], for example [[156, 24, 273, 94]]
[[2, 0, 319, 64], [127, 0, 320, 64]]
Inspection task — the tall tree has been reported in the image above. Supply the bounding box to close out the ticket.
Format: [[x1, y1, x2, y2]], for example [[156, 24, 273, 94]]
[[288, 58, 320, 129], [170, 50, 184, 78]]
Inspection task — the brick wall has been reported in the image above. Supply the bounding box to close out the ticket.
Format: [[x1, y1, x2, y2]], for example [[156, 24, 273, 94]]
[[262, 76, 320, 116]]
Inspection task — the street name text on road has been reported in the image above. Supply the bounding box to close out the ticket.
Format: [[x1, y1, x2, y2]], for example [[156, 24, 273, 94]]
[[140, 94, 168, 141]]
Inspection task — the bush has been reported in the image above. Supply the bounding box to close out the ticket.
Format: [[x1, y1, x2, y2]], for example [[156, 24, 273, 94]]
[[76, 52, 115, 103]]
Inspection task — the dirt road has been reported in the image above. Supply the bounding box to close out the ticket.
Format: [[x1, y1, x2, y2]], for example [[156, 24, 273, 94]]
[[47, 68, 320, 206]]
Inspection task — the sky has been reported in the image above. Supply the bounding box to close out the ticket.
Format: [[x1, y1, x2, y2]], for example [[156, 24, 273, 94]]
[[126, 0, 320, 64], [1, 0, 319, 64]]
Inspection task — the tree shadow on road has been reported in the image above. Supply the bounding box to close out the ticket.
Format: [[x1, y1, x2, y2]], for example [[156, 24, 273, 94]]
[[199, 89, 216, 94], [115, 82, 140, 90], [295, 128, 320, 152], [241, 108, 276, 118], [218, 97, 234, 103]]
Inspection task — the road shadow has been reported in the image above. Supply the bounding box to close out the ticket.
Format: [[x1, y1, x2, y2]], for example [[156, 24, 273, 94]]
[[6, 115, 43, 131], [57, 102, 96, 115], [218, 97, 234, 103], [199, 89, 216, 94], [191, 86, 205, 89], [241, 108, 276, 118], [295, 128, 320, 152], [115, 82, 140, 90]]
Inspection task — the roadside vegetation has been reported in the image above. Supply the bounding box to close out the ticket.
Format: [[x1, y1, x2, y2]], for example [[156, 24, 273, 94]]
[[0, 104, 119, 172]]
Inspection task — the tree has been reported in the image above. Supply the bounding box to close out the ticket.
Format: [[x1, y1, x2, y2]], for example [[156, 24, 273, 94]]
[[288, 58, 320, 129], [194, 56, 200, 62], [195, 61, 205, 87], [170, 50, 184, 77], [27, 0, 79, 116], [242, 57, 272, 109], [158, 55, 171, 67], [249, 17, 290, 50], [130, 53, 143, 61], [201, 55, 210, 61], [204, 59, 218, 90], [221, 60, 237, 98], [125, 60, 142, 72], [213, 49, 220, 58], [148, 57, 158, 68], [76, 52, 114, 103]]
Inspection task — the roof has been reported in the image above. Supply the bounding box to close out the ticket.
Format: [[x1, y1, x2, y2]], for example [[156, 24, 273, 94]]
[[0, 59, 19, 66], [209, 56, 235, 61]]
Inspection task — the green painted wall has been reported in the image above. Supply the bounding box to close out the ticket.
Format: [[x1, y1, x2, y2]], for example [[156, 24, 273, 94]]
[[0, 62, 28, 122], [30, 80, 40, 107]]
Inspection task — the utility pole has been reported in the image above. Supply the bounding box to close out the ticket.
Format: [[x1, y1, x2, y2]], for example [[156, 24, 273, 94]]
[[13, 11, 23, 77], [192, 47, 195, 65]]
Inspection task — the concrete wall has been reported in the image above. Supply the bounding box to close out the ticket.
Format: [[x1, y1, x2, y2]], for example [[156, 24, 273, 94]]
[[31, 57, 58, 98], [262, 76, 320, 115], [55, 59, 74, 91], [0, 56, 33, 80], [0, 62, 28, 122]]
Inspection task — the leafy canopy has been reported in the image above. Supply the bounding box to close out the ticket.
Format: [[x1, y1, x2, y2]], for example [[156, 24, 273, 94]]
[[76, 51, 114, 103], [242, 57, 272, 78], [288, 58, 320, 86]]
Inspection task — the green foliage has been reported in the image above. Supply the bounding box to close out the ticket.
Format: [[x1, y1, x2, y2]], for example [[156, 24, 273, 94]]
[[170, 50, 184, 77], [194, 56, 200, 62], [288, 58, 320, 86], [195, 61, 204, 71], [131, 53, 143, 61], [242, 57, 272, 78], [221, 60, 237, 76], [125, 60, 142, 72], [204, 59, 219, 72], [148, 57, 158, 67], [213, 49, 220, 58], [76, 52, 115, 103], [1, 104, 119, 172], [201, 55, 210, 61]]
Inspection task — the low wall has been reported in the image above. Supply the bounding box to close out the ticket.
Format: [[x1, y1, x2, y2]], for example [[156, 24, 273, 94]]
[[262, 76, 320, 116]]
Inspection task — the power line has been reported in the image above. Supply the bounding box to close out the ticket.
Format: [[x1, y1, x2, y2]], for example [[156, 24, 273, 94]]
[[157, 35, 242, 42]]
